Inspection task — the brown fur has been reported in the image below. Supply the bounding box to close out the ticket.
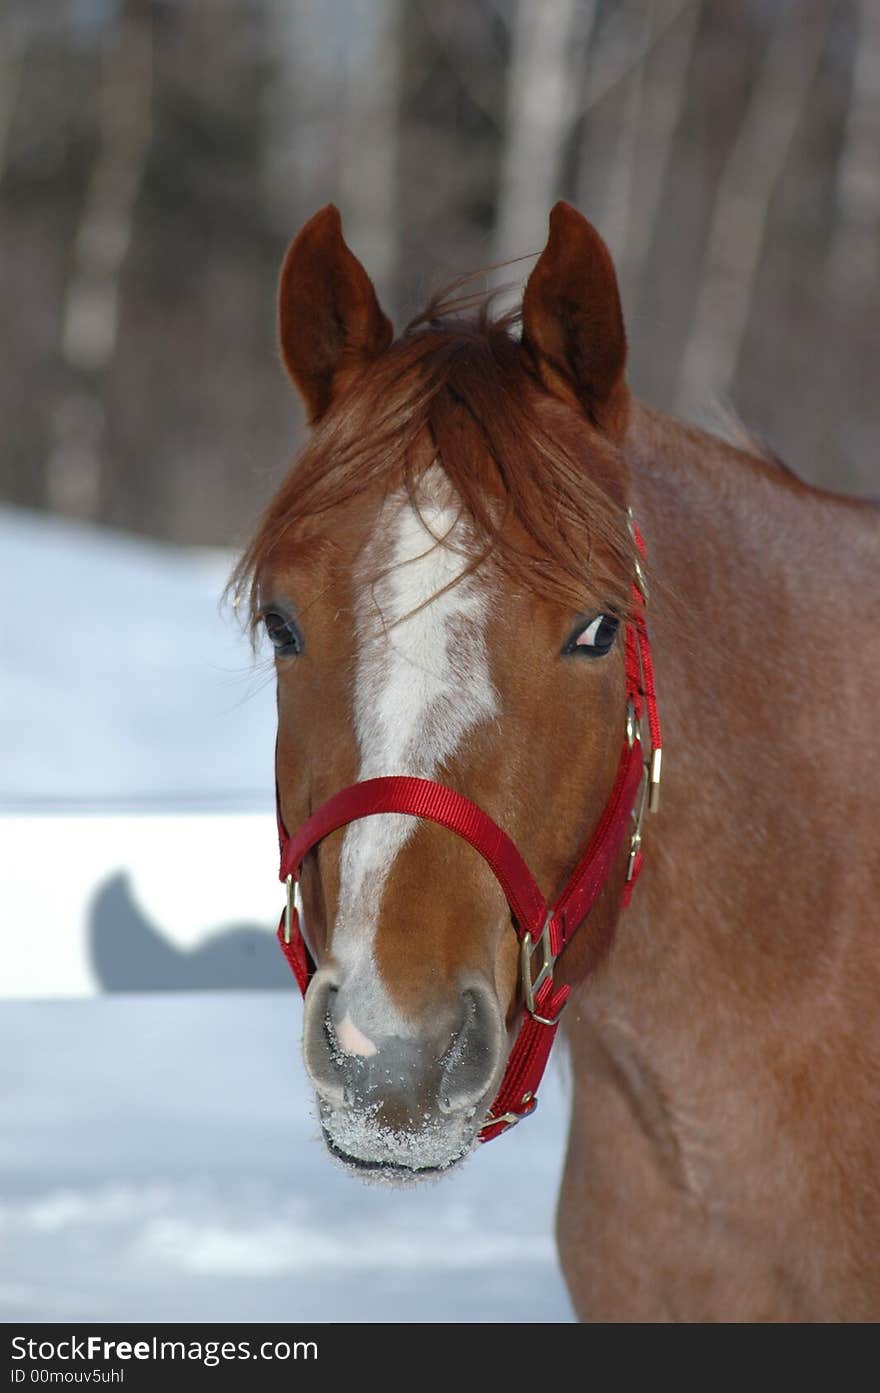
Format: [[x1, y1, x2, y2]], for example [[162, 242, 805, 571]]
[[558, 401, 880, 1321], [242, 202, 880, 1321]]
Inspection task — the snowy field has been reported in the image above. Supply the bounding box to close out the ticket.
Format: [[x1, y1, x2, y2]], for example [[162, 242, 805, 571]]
[[0, 507, 575, 1323], [1, 994, 574, 1322]]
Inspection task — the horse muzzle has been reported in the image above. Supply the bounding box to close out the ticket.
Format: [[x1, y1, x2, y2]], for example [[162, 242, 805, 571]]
[[301, 966, 507, 1175]]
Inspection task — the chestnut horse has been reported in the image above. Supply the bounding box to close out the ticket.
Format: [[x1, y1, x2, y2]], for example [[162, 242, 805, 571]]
[[235, 202, 880, 1321]]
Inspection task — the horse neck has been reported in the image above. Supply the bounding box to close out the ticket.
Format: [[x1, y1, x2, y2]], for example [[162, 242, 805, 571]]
[[594, 399, 877, 1020]]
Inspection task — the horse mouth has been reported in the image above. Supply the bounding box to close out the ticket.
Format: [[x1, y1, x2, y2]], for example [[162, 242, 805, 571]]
[[322, 1127, 468, 1180], [317, 1104, 479, 1181]]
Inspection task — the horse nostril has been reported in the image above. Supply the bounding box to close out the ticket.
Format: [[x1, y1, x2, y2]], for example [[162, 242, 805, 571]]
[[334, 1011, 378, 1058], [439, 984, 505, 1115], [302, 969, 346, 1105]]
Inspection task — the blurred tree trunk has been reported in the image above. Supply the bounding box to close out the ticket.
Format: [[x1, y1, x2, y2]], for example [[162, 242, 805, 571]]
[[595, 1, 657, 269], [574, 0, 694, 218], [618, 0, 701, 295], [819, 0, 880, 494], [828, 0, 880, 298], [493, 0, 589, 300], [262, 0, 339, 233], [47, 0, 152, 522], [0, 13, 27, 185], [676, 0, 832, 419], [262, 0, 401, 315], [337, 0, 401, 314]]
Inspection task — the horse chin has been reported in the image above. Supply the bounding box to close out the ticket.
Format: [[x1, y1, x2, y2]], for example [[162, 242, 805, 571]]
[[316, 1099, 481, 1185]]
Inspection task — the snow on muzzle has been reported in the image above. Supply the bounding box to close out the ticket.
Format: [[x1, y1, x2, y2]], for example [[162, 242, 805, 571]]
[[301, 966, 506, 1173]]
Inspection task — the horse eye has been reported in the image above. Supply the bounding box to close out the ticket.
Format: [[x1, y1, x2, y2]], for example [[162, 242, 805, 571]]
[[263, 610, 303, 656], [565, 614, 619, 657]]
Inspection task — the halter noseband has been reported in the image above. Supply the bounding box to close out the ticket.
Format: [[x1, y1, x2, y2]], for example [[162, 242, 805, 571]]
[[274, 516, 662, 1143]]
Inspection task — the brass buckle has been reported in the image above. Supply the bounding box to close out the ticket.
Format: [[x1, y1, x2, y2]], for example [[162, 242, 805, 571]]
[[624, 593, 662, 861], [626, 760, 651, 882], [626, 747, 662, 879], [521, 914, 564, 1026]]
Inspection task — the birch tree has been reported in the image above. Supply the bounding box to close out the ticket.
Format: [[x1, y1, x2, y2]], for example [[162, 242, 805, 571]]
[[262, 0, 401, 314], [493, 0, 590, 300], [47, 0, 152, 520]]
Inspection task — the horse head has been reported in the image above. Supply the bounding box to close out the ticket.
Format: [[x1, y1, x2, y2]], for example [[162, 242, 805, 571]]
[[235, 202, 651, 1178]]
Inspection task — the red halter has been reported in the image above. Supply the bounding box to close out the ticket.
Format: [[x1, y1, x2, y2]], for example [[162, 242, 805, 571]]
[[275, 517, 662, 1142]]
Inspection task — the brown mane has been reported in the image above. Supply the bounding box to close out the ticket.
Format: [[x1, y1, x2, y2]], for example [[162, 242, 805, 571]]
[[231, 286, 639, 627]]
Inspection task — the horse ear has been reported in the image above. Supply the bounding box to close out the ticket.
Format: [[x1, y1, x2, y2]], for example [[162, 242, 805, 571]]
[[278, 204, 393, 423], [521, 202, 629, 440]]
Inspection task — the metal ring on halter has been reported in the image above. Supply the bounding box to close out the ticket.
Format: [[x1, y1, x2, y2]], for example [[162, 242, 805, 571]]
[[625, 698, 638, 750], [484, 1094, 537, 1131]]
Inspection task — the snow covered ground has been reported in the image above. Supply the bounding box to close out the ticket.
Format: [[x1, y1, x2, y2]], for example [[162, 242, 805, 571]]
[[0, 507, 576, 1323], [0, 506, 274, 806], [1, 994, 574, 1322]]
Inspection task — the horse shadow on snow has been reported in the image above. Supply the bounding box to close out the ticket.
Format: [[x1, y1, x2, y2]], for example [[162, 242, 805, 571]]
[[89, 871, 289, 991]]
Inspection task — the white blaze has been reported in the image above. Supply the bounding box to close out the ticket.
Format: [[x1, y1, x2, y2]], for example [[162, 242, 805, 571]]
[[331, 476, 498, 1037]]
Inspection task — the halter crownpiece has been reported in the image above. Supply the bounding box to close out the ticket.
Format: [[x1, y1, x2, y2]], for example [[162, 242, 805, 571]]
[[274, 512, 662, 1143]]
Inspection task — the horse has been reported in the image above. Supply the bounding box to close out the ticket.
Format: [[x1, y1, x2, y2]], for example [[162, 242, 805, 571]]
[[233, 201, 880, 1322]]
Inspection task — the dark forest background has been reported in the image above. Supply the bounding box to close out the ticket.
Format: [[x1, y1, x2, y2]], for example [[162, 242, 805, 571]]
[[2, 0, 877, 549]]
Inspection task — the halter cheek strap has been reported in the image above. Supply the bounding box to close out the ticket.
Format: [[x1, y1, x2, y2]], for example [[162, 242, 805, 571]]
[[274, 517, 662, 1143]]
